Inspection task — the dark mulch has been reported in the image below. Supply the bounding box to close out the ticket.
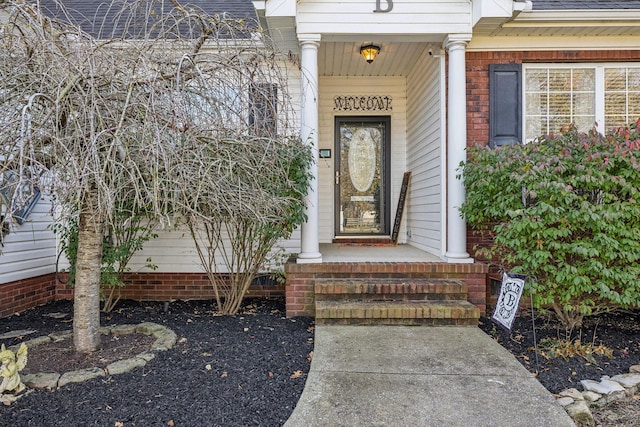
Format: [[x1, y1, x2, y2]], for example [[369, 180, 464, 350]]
[[2, 297, 640, 427], [0, 298, 314, 427], [23, 333, 157, 374], [479, 309, 640, 394], [480, 309, 640, 426]]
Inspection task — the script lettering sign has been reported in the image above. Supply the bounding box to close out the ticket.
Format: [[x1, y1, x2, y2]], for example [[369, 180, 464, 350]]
[[333, 96, 393, 112]]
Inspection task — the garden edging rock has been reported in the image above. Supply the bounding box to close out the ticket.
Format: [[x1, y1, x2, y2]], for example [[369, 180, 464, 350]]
[[16, 322, 176, 390], [556, 364, 640, 426]]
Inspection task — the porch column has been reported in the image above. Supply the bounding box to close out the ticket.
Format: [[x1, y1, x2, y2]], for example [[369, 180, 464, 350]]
[[298, 35, 322, 263], [444, 35, 473, 263]]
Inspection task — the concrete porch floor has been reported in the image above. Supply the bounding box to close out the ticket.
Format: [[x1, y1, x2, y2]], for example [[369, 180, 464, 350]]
[[319, 243, 442, 263]]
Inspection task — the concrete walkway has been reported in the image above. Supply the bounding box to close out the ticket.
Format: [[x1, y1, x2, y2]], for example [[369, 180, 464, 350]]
[[285, 326, 575, 427]]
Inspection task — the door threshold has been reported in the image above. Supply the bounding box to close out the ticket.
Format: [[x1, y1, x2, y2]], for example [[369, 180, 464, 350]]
[[332, 237, 395, 246]]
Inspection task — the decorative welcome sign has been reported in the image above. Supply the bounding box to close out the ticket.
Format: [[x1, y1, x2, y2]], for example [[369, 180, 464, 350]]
[[333, 96, 393, 112], [492, 272, 526, 331]]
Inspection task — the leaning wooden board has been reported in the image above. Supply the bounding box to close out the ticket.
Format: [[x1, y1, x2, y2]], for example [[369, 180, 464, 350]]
[[391, 171, 411, 244]]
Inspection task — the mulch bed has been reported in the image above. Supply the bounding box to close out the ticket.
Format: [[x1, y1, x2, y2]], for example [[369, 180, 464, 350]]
[[0, 298, 314, 427], [479, 309, 640, 394], [1, 297, 639, 426]]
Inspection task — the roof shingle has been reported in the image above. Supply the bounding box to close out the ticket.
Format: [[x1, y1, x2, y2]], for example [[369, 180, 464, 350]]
[[38, 0, 257, 38]]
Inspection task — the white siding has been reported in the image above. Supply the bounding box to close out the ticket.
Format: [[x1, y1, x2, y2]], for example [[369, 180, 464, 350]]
[[405, 52, 444, 257], [0, 196, 56, 283], [127, 226, 301, 273], [297, 0, 471, 36], [318, 76, 407, 243]]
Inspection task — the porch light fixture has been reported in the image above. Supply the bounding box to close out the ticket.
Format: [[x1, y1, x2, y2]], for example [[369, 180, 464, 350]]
[[360, 44, 380, 64]]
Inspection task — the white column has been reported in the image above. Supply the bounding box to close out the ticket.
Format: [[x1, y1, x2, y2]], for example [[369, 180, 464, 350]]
[[445, 35, 473, 263], [298, 35, 322, 263]]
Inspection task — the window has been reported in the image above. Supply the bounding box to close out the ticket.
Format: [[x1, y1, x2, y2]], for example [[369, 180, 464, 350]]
[[249, 83, 277, 136], [523, 64, 640, 141]]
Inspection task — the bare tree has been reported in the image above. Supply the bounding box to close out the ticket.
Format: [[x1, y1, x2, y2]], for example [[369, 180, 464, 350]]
[[0, 0, 310, 351]]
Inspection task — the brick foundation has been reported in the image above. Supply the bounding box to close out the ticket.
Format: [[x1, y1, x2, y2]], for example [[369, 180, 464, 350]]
[[285, 261, 489, 318], [0, 273, 58, 318], [1, 272, 284, 318]]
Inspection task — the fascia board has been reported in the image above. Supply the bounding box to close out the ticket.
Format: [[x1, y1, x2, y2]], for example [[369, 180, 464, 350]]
[[505, 10, 640, 28]]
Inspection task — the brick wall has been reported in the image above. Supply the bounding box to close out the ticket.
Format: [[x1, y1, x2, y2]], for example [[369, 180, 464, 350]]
[[285, 261, 489, 317], [0, 273, 57, 318], [1, 272, 284, 318], [466, 50, 640, 148]]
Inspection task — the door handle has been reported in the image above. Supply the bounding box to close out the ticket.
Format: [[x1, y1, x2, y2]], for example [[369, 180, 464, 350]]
[[335, 171, 340, 185]]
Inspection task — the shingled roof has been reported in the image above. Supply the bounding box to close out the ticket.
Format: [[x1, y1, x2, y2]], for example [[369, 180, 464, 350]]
[[38, 0, 257, 38], [533, 0, 640, 9]]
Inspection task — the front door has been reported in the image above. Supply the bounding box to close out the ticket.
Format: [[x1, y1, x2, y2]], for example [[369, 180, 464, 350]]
[[335, 116, 390, 236]]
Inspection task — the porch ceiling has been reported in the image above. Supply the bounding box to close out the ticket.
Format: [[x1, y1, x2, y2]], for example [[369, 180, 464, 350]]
[[318, 42, 431, 77]]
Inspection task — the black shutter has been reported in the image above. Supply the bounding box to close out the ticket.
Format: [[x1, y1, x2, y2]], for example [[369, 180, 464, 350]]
[[489, 63, 522, 148]]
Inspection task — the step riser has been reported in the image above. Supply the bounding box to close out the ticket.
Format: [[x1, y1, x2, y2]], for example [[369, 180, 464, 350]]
[[316, 318, 479, 326], [315, 306, 479, 320], [315, 281, 468, 299], [313, 278, 480, 326], [317, 294, 469, 302]]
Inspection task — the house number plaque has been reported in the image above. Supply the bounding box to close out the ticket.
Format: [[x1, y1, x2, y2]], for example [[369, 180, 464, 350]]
[[374, 0, 393, 13]]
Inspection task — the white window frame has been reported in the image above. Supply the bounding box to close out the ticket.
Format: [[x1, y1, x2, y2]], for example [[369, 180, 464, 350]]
[[523, 63, 640, 142]]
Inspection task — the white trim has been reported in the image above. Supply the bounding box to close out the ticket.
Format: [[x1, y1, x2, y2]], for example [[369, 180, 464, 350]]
[[468, 36, 640, 51], [439, 51, 447, 259], [509, 10, 640, 26]]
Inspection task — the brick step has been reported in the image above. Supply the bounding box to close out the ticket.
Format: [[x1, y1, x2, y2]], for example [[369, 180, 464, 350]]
[[315, 300, 480, 326], [314, 278, 468, 301]]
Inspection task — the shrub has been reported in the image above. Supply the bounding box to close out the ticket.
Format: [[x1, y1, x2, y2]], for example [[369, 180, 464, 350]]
[[54, 205, 157, 312], [460, 124, 640, 331]]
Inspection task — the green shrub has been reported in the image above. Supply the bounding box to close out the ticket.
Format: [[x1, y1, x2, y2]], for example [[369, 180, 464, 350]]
[[460, 124, 640, 331], [54, 204, 157, 312]]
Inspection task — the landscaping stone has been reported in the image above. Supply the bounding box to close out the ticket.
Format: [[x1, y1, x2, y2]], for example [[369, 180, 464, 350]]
[[110, 324, 139, 334], [558, 366, 640, 424], [106, 357, 148, 375], [580, 378, 625, 398], [557, 397, 574, 407], [581, 391, 602, 402], [0, 329, 37, 340], [48, 330, 72, 341], [564, 400, 594, 426], [22, 372, 60, 389], [630, 365, 640, 374], [558, 388, 584, 401], [151, 329, 177, 351], [10, 335, 51, 353], [58, 367, 105, 387], [136, 322, 166, 334], [137, 352, 156, 362], [611, 373, 640, 390], [2, 322, 177, 391]]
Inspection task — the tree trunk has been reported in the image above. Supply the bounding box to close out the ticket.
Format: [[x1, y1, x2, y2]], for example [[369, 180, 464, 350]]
[[73, 191, 104, 353]]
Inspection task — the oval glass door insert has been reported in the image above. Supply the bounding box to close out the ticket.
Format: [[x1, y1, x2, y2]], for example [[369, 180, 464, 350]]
[[348, 128, 376, 192]]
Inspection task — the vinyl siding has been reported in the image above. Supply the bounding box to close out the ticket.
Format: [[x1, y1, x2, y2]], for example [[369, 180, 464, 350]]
[[405, 52, 444, 257], [0, 196, 56, 284]]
